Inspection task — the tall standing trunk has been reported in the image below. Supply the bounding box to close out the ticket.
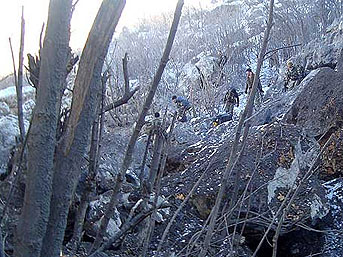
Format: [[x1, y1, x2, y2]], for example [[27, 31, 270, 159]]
[[69, 77, 107, 254], [90, 1, 184, 251], [17, 6, 26, 142], [40, 1, 126, 256], [13, 1, 73, 257]]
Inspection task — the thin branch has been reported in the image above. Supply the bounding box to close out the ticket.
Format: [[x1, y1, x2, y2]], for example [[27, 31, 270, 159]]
[[199, 1, 275, 256], [263, 43, 302, 59], [9, 37, 18, 99], [102, 87, 139, 113], [123, 53, 129, 93], [1, 117, 33, 226], [102, 52, 139, 113]]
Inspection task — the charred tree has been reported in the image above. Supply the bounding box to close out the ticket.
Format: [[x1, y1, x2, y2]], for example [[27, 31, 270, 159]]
[[68, 73, 107, 255], [40, 1, 126, 256], [13, 0, 73, 256]]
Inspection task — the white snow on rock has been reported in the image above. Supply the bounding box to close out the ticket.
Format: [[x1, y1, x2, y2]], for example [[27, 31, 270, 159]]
[[267, 140, 320, 203], [0, 102, 10, 117], [23, 99, 35, 120], [0, 115, 22, 175], [0, 86, 35, 109], [322, 179, 343, 256], [310, 194, 329, 220]]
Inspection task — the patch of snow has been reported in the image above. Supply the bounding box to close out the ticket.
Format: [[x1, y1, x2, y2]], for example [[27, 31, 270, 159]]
[[310, 194, 329, 220]]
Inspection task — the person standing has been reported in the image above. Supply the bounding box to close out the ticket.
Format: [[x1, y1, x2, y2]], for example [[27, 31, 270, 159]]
[[172, 95, 192, 122], [284, 60, 304, 91], [245, 68, 263, 109], [223, 88, 239, 117]]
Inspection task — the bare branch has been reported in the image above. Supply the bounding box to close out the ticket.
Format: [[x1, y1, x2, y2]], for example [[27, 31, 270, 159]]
[[102, 86, 139, 113]]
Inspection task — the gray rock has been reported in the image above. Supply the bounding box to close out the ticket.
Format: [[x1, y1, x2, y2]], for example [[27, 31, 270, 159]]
[[86, 194, 122, 239], [23, 99, 35, 120], [0, 115, 20, 175], [0, 86, 35, 110], [252, 69, 320, 127], [90, 252, 109, 257], [294, 17, 343, 70], [322, 178, 343, 257], [0, 102, 10, 117], [283, 67, 343, 137]]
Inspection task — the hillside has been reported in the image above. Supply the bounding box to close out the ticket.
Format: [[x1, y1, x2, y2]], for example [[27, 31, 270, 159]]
[[0, 1, 343, 257]]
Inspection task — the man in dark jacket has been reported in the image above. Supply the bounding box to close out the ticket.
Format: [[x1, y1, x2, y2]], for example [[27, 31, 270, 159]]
[[172, 95, 192, 122], [224, 88, 239, 117], [245, 68, 263, 109]]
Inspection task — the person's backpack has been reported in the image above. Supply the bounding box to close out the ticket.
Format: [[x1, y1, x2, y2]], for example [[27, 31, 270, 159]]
[[225, 89, 238, 103], [212, 113, 232, 126]]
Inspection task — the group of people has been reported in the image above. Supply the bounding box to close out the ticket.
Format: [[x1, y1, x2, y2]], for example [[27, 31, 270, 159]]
[[171, 60, 306, 125]]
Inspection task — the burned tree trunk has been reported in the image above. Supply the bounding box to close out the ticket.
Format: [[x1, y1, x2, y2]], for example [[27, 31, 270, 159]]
[[68, 75, 107, 255], [17, 6, 26, 142], [40, 1, 126, 256], [13, 0, 73, 256]]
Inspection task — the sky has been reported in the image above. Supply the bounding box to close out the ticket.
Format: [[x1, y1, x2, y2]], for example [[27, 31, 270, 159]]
[[0, 0, 213, 78]]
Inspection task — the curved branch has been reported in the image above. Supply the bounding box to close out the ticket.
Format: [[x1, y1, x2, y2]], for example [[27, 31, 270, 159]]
[[102, 86, 139, 113]]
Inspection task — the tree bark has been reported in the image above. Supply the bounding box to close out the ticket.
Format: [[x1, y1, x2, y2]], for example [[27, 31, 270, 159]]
[[141, 130, 165, 256], [68, 115, 100, 256], [139, 130, 153, 186], [142, 114, 177, 256], [0, 230, 4, 257], [69, 75, 107, 255], [13, 0, 72, 256], [17, 6, 26, 142], [90, 1, 184, 252], [198, 1, 275, 256], [40, 1, 126, 256]]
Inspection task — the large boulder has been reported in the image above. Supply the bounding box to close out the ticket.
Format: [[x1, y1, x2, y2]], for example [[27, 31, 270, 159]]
[[95, 128, 146, 191], [283, 67, 343, 138], [178, 52, 219, 95], [251, 69, 320, 126], [162, 122, 332, 256], [300, 18, 343, 70]]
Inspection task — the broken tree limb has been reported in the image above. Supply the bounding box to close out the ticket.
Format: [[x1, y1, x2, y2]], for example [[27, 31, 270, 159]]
[[102, 86, 139, 113], [142, 112, 177, 256], [89, 203, 170, 256], [102, 53, 139, 113]]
